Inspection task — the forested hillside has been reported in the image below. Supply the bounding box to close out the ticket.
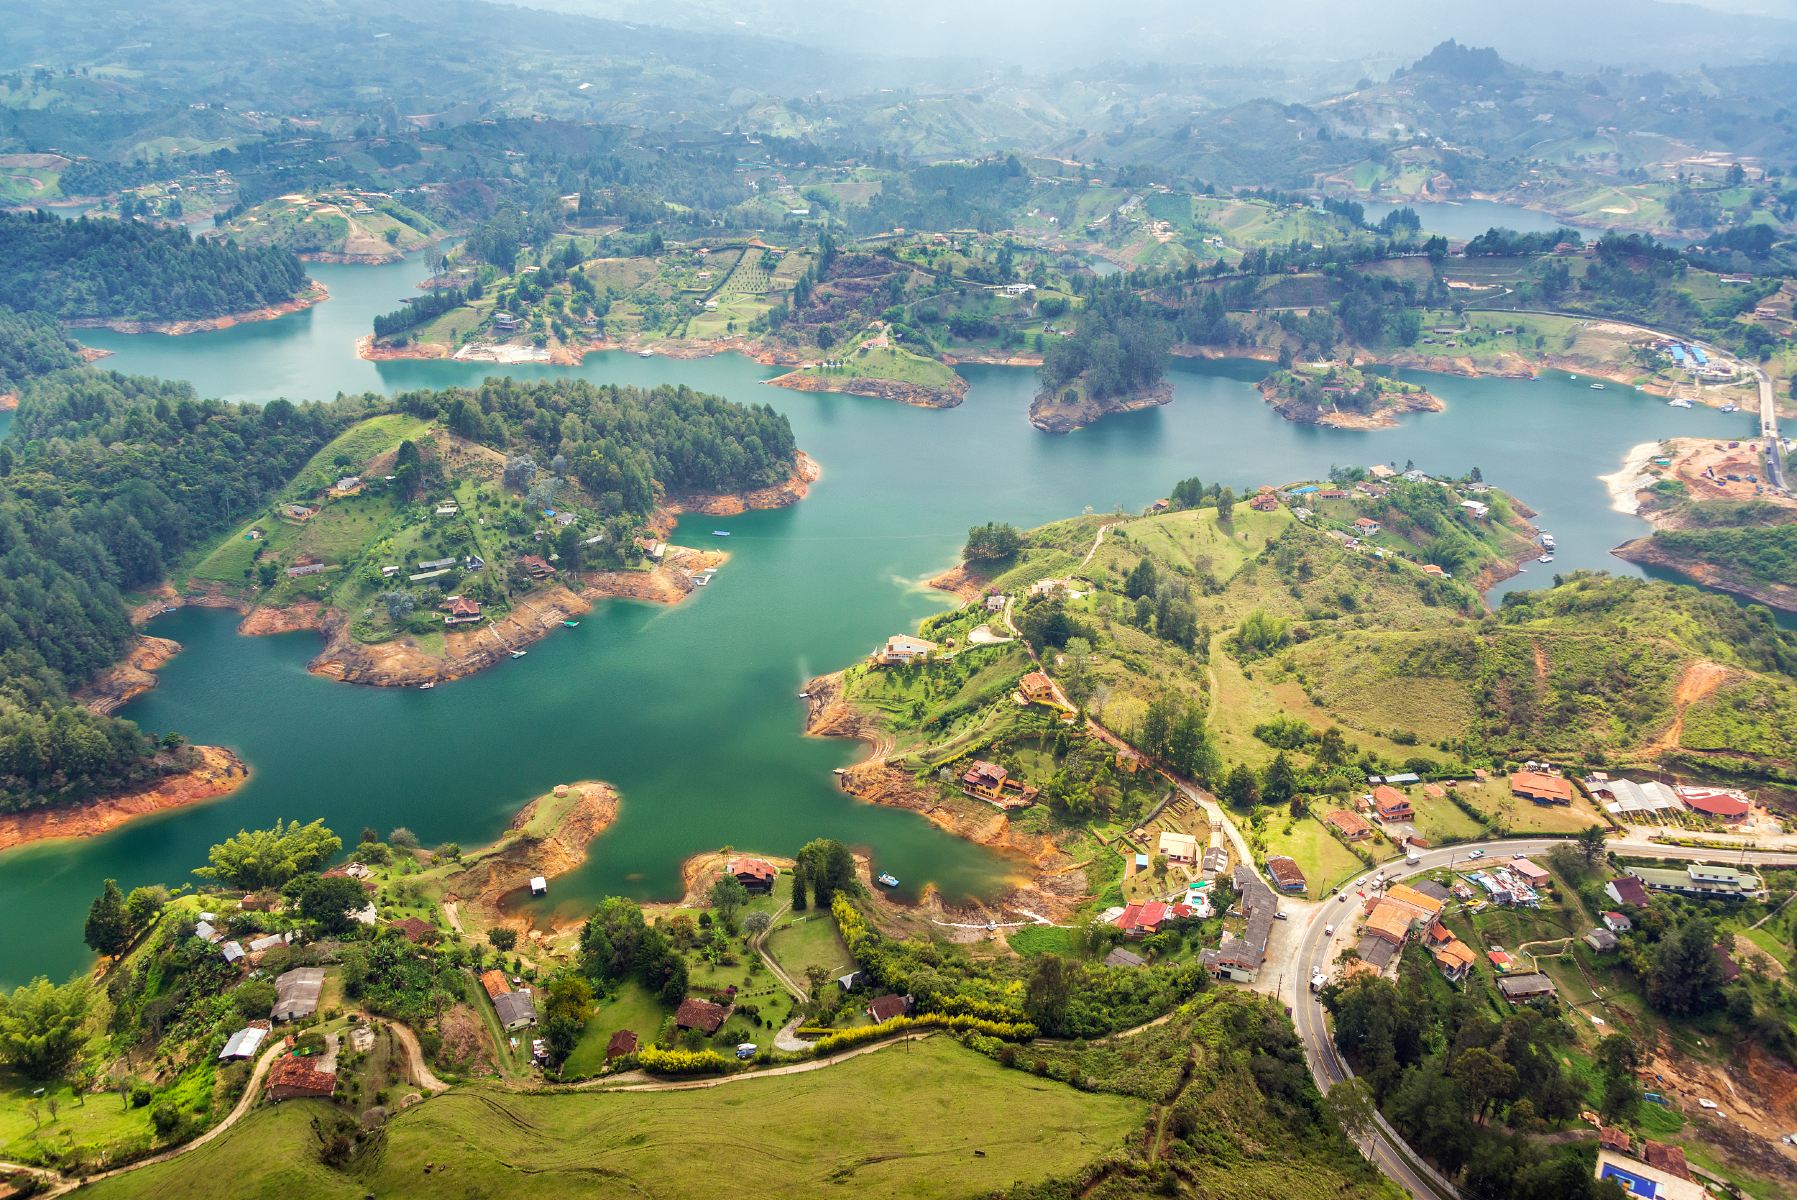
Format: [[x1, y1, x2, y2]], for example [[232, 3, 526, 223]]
[[396, 377, 800, 515], [0, 369, 362, 811], [0, 211, 309, 323], [0, 307, 82, 394]]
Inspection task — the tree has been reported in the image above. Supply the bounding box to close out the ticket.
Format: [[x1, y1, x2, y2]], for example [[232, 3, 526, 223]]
[[1575, 824, 1608, 866], [579, 897, 649, 982], [1224, 763, 1261, 809], [708, 873, 749, 930], [1595, 1033, 1641, 1122], [1263, 752, 1297, 806], [488, 928, 518, 954], [1648, 919, 1725, 1017], [790, 868, 808, 912], [195, 819, 342, 890], [796, 839, 855, 905], [743, 911, 772, 940], [84, 879, 131, 961], [1453, 1045, 1520, 1124], [963, 522, 1023, 562], [1323, 1075, 1378, 1143], [124, 885, 167, 933], [285, 873, 370, 936], [1024, 955, 1075, 1035], [541, 974, 593, 1068], [0, 977, 90, 1081]]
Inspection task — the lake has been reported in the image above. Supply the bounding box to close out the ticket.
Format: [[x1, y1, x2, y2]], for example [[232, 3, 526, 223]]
[[1362, 198, 1590, 243], [0, 257, 1753, 984]]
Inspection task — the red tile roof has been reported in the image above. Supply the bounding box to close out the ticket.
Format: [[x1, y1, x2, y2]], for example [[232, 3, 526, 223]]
[[867, 994, 909, 1023], [606, 1029, 639, 1059], [267, 1055, 335, 1097], [1679, 788, 1750, 818], [728, 858, 777, 882], [480, 968, 510, 1000], [1643, 1141, 1692, 1180], [1266, 856, 1307, 889], [1509, 770, 1574, 804]]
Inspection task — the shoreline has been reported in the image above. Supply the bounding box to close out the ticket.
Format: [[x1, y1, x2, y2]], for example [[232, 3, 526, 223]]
[[62, 280, 329, 336], [762, 369, 968, 410], [1254, 374, 1445, 430], [439, 781, 620, 940], [1030, 378, 1174, 433], [0, 746, 249, 856]]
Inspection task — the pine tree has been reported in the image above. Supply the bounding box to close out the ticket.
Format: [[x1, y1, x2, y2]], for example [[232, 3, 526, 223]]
[[790, 868, 808, 911], [84, 878, 131, 960]]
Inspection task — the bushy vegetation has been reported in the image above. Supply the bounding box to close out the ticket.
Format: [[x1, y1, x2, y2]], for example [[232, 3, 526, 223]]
[[0, 306, 82, 393]]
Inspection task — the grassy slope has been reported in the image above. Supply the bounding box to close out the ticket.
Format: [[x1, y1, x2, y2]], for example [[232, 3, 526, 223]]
[[83, 1039, 1145, 1200]]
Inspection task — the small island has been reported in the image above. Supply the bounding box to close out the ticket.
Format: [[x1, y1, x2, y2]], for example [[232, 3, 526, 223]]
[[1030, 292, 1173, 432], [1256, 362, 1444, 429]]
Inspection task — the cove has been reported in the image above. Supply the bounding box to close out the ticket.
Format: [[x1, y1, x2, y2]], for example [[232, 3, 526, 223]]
[[0, 258, 1755, 985]]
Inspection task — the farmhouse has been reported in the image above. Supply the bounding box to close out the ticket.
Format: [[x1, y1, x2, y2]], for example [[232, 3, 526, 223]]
[[1372, 785, 1412, 822], [1353, 517, 1381, 535], [1495, 972, 1558, 1002], [1265, 856, 1307, 892], [1509, 771, 1574, 806], [866, 994, 911, 1023], [218, 1025, 270, 1062], [1585, 928, 1619, 953], [271, 968, 325, 1021], [1324, 809, 1373, 841], [674, 997, 731, 1034], [1605, 876, 1650, 908], [266, 1055, 336, 1101], [443, 595, 483, 625], [606, 1030, 639, 1059], [1157, 830, 1199, 864], [520, 554, 557, 580], [728, 858, 779, 893], [960, 760, 1039, 808], [493, 990, 537, 1031]]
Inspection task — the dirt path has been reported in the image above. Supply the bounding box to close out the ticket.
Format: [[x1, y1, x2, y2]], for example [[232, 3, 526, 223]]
[[1649, 659, 1731, 754], [385, 1018, 450, 1094]]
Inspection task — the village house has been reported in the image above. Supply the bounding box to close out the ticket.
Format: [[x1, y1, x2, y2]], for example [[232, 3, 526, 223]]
[[442, 595, 483, 626], [1627, 863, 1762, 900], [1584, 928, 1619, 953], [871, 634, 936, 666], [1201, 866, 1276, 983], [1428, 927, 1477, 983], [674, 996, 731, 1034], [728, 858, 778, 893], [285, 560, 327, 578], [1602, 911, 1633, 934], [1495, 972, 1558, 1003], [1372, 785, 1413, 822], [1201, 847, 1229, 877], [1103, 947, 1147, 969], [1421, 564, 1445, 578], [494, 990, 537, 1031], [606, 1029, 639, 1060], [266, 1054, 336, 1101], [1324, 809, 1374, 841], [1018, 671, 1066, 709], [1353, 517, 1382, 535], [1509, 770, 1574, 806], [1605, 876, 1651, 908], [1508, 858, 1551, 890], [1676, 786, 1752, 823], [1266, 855, 1307, 892], [1249, 492, 1279, 512], [218, 1024, 270, 1062], [984, 592, 1007, 612], [866, 994, 911, 1023], [283, 503, 319, 522], [960, 760, 1039, 808], [1157, 830, 1199, 865], [520, 554, 557, 581]]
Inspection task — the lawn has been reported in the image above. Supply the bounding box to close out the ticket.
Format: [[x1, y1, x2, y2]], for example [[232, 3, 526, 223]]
[[1410, 795, 1485, 845], [562, 979, 670, 1078], [1259, 813, 1363, 898], [83, 1039, 1145, 1200], [763, 910, 854, 984], [1452, 783, 1606, 835], [0, 1071, 158, 1166]]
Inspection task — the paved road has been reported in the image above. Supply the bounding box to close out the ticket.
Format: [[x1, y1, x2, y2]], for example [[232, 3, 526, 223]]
[[1283, 835, 1797, 1199], [1751, 364, 1786, 492]]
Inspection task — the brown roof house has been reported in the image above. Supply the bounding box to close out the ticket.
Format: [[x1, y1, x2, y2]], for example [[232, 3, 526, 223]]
[[866, 994, 912, 1023], [606, 1029, 639, 1060], [266, 1054, 336, 1102], [1266, 856, 1307, 892], [674, 997, 731, 1035], [1324, 809, 1373, 841], [728, 858, 778, 893]]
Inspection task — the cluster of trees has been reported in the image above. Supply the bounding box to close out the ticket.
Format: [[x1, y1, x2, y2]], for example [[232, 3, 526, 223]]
[[577, 896, 690, 1008], [1121, 556, 1203, 650], [83, 878, 168, 960], [398, 378, 798, 519], [193, 818, 343, 890], [1463, 227, 1583, 257], [1133, 694, 1221, 785], [789, 837, 855, 911], [371, 282, 473, 339], [1327, 971, 1618, 1199], [1039, 290, 1170, 402], [1653, 523, 1797, 592], [0, 306, 82, 393], [0, 371, 357, 811], [0, 210, 308, 321], [962, 521, 1023, 562]]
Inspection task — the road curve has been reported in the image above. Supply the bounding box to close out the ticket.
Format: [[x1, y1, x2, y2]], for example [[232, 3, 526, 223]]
[[1285, 835, 1797, 1199]]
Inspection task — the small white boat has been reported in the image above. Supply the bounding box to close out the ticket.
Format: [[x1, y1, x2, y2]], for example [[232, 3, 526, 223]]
[[638, 348, 654, 358], [1539, 554, 1554, 564], [712, 530, 731, 537], [419, 681, 435, 690], [692, 573, 710, 587], [1721, 403, 1739, 413], [1669, 398, 1694, 409], [510, 649, 527, 659], [1589, 383, 1605, 390], [877, 873, 899, 888]]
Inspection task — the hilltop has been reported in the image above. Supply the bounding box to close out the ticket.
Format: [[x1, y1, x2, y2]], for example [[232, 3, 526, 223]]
[[218, 191, 443, 263]]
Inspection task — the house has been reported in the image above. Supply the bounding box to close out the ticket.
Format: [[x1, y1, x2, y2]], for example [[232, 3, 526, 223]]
[[1596, 1148, 1706, 1200], [493, 312, 521, 330], [1605, 876, 1651, 908], [728, 858, 778, 893], [1384, 883, 1445, 918], [1431, 937, 1477, 983], [1599, 1126, 1631, 1154], [1509, 770, 1574, 806], [285, 561, 327, 578], [1423, 782, 1446, 800], [1201, 866, 1275, 983], [1249, 492, 1279, 512], [1628, 863, 1762, 899], [1103, 947, 1147, 969], [194, 920, 221, 944], [1324, 809, 1374, 841], [1585, 928, 1619, 953], [1266, 856, 1307, 892], [220, 941, 246, 965], [284, 503, 319, 522], [674, 997, 731, 1034], [388, 917, 436, 944], [530, 876, 548, 896], [1364, 900, 1421, 947], [984, 593, 1007, 612], [1372, 785, 1413, 822], [1603, 911, 1633, 933], [1421, 564, 1445, 577], [1018, 672, 1067, 709], [331, 475, 362, 495], [520, 554, 557, 580], [866, 994, 911, 1023], [1459, 500, 1489, 519], [606, 1029, 639, 1059], [1112, 901, 1171, 939], [417, 557, 458, 572], [960, 760, 1038, 808], [266, 1055, 336, 1101], [1508, 858, 1551, 889], [1353, 517, 1382, 535], [443, 595, 483, 625], [1157, 830, 1199, 864], [493, 990, 537, 1031], [480, 968, 510, 1001], [1495, 972, 1557, 1002], [1676, 786, 1751, 823], [246, 932, 292, 956], [1201, 847, 1229, 876], [872, 634, 936, 666], [218, 1025, 270, 1062], [1643, 1142, 1694, 1182], [1487, 949, 1514, 972]]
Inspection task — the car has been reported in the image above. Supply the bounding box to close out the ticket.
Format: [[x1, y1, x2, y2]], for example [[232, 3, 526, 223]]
[[1338, 893, 1349, 903], [735, 1043, 758, 1060], [1324, 924, 1335, 936], [1467, 849, 1485, 860], [1274, 910, 1288, 921]]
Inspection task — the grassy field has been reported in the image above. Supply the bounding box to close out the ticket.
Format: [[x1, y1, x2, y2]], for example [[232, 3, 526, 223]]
[[0, 1071, 158, 1166], [763, 909, 854, 983], [83, 1039, 1144, 1200], [1259, 813, 1363, 897], [562, 979, 671, 1077]]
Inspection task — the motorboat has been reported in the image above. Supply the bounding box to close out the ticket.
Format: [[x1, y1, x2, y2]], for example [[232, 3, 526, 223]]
[[877, 873, 899, 888]]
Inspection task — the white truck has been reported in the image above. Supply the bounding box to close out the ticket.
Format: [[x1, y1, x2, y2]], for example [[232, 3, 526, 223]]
[[1405, 847, 1421, 866]]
